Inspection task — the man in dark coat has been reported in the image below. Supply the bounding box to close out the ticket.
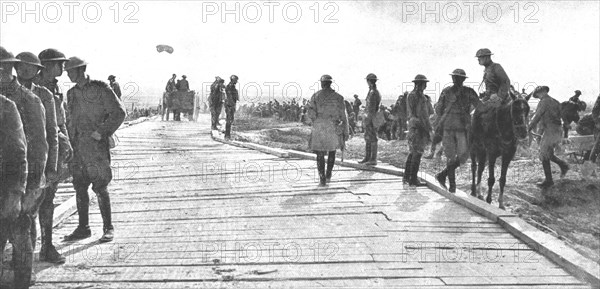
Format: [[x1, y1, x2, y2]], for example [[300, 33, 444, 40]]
[[224, 75, 239, 139]]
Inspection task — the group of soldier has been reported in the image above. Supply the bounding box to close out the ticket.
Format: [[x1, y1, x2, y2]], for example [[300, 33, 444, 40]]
[[208, 75, 239, 139], [307, 48, 588, 189], [164, 73, 190, 121], [1, 46, 125, 288]]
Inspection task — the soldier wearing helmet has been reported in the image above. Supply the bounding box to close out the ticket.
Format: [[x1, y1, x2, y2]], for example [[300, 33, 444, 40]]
[[569, 90, 582, 103], [403, 74, 431, 186], [352, 94, 362, 122], [434, 69, 481, 193], [108, 75, 122, 100], [224, 75, 239, 139], [1, 46, 48, 288], [62, 56, 126, 243], [34, 48, 73, 264], [358, 73, 381, 165], [475, 48, 510, 105], [306, 74, 349, 186]]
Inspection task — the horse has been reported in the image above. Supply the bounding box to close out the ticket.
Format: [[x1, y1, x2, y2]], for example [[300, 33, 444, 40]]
[[560, 100, 587, 138], [470, 92, 531, 209]]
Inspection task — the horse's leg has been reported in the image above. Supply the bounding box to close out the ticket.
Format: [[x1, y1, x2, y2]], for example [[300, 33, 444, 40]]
[[486, 155, 497, 204], [476, 151, 487, 200], [498, 157, 511, 210]]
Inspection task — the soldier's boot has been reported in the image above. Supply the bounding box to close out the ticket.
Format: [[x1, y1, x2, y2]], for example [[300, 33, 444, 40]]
[[435, 168, 448, 190], [358, 142, 371, 164], [403, 153, 413, 184], [448, 167, 457, 193], [12, 214, 33, 289], [410, 153, 425, 187], [550, 154, 569, 178], [325, 151, 336, 182], [317, 153, 327, 187], [364, 141, 378, 166], [39, 186, 66, 264], [537, 160, 554, 188], [224, 123, 232, 139], [64, 187, 91, 241], [96, 188, 114, 243]]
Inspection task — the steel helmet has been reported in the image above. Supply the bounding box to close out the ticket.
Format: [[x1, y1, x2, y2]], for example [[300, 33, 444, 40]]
[[64, 56, 87, 70], [533, 86, 549, 95], [230, 75, 238, 81], [108, 75, 116, 80], [412, 74, 429, 83], [320, 74, 333, 82], [475, 48, 493, 57], [365, 73, 378, 80], [574, 90, 581, 94], [449, 68, 468, 78], [38, 48, 67, 62], [16, 52, 44, 68], [0, 46, 20, 63]]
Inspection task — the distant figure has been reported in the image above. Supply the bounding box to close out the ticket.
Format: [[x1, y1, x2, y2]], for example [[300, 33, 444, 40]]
[[352, 94, 361, 122], [391, 92, 408, 140], [108, 75, 122, 99], [528, 86, 569, 188], [306, 74, 349, 186], [561, 90, 587, 138], [166, 74, 177, 93], [178, 75, 189, 91], [569, 90, 582, 103], [224, 75, 239, 139], [209, 77, 225, 130]]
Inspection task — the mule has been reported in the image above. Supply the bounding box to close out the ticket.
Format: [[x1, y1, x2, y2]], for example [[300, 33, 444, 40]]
[[560, 100, 587, 138], [470, 94, 530, 209]]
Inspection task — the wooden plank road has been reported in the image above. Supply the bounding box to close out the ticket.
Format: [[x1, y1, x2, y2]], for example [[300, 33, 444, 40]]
[[32, 115, 593, 288]]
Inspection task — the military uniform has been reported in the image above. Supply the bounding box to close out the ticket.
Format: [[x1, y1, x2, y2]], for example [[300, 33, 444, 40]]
[[529, 87, 568, 187], [363, 87, 381, 142], [178, 78, 189, 91], [403, 74, 431, 186], [391, 93, 407, 140], [110, 81, 122, 99], [209, 80, 224, 130], [0, 77, 48, 289], [66, 76, 125, 240], [224, 81, 238, 138]]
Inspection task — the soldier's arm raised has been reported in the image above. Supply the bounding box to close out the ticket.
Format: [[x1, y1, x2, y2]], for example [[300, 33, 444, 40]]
[[96, 87, 126, 138]]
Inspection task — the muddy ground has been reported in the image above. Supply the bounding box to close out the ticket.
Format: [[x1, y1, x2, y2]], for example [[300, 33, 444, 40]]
[[228, 115, 600, 265]]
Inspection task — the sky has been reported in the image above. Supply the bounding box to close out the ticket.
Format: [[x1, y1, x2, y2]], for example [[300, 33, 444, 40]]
[[2, 0, 599, 107]]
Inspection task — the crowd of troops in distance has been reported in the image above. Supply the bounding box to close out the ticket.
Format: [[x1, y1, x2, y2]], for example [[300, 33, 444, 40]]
[[1, 46, 125, 288]]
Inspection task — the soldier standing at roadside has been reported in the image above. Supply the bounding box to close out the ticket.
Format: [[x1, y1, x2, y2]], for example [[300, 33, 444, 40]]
[[434, 69, 481, 193], [1, 46, 48, 289], [352, 94, 361, 122], [358, 73, 381, 166], [224, 75, 239, 139], [404, 74, 431, 186], [62, 57, 125, 243], [108, 75, 122, 100], [209, 77, 225, 130], [528, 86, 569, 188], [34, 48, 73, 263]]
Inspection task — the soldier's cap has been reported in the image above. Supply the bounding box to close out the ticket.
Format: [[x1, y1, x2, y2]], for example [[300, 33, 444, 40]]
[[0, 46, 20, 63], [354, 94, 359, 97], [533, 86, 549, 95], [182, 75, 187, 78], [475, 48, 493, 57], [230, 75, 238, 81], [449, 68, 468, 78], [574, 90, 581, 94], [16, 52, 44, 68], [320, 74, 333, 82], [64, 56, 87, 70], [38, 48, 67, 62], [412, 74, 429, 83], [365, 73, 378, 80], [108, 75, 116, 80]]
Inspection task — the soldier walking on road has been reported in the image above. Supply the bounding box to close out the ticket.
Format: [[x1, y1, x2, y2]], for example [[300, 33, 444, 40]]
[[224, 75, 239, 139], [434, 69, 481, 193], [528, 86, 569, 188], [108, 75, 122, 100], [34, 48, 73, 264], [63, 56, 126, 243], [1, 46, 49, 289], [209, 77, 225, 130], [358, 73, 381, 166], [404, 74, 431, 187], [307, 75, 349, 186]]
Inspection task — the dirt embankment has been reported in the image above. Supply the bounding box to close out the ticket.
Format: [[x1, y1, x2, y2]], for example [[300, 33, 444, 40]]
[[231, 116, 600, 264]]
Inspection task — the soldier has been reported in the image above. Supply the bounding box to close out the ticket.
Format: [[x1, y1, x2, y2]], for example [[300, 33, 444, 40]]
[[434, 69, 481, 193], [1, 46, 48, 289], [352, 94, 361, 122], [15, 52, 65, 264], [358, 73, 381, 165], [569, 90, 582, 103], [404, 74, 431, 186], [108, 75, 122, 99], [62, 57, 126, 242], [475, 48, 510, 106], [307, 75, 349, 186], [34, 48, 73, 263], [224, 75, 239, 139], [178, 75, 189, 91], [209, 77, 225, 130], [528, 86, 569, 188], [166, 74, 177, 92], [391, 92, 408, 140]]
